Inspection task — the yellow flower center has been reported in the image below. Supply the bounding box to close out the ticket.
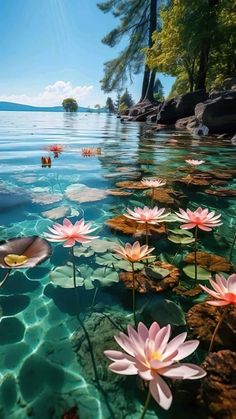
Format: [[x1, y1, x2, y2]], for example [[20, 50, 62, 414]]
[[4, 254, 28, 267], [151, 350, 162, 361]]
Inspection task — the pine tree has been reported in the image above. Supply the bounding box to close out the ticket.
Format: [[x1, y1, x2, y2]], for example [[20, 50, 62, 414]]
[[106, 97, 115, 113], [97, 0, 165, 102], [119, 89, 134, 111]]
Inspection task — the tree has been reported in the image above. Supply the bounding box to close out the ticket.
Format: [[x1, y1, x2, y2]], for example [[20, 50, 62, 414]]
[[147, 0, 235, 94], [97, 0, 165, 102], [119, 89, 134, 111], [153, 78, 164, 101], [62, 98, 78, 112], [106, 97, 115, 113]]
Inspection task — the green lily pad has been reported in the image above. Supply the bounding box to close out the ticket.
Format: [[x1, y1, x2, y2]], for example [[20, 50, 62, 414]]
[[50, 263, 82, 288], [168, 235, 195, 244], [91, 267, 119, 287], [142, 298, 186, 326], [145, 266, 170, 280], [73, 247, 95, 258], [95, 253, 144, 271], [183, 265, 210, 280], [168, 229, 193, 237]]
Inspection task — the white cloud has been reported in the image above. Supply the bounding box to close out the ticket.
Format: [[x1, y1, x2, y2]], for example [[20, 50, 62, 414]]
[[0, 81, 93, 107]]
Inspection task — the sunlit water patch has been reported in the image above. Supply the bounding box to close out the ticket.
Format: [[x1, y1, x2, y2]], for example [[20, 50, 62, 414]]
[[0, 111, 235, 418]]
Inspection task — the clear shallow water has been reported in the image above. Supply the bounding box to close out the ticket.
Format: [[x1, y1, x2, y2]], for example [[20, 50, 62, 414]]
[[0, 111, 235, 419]]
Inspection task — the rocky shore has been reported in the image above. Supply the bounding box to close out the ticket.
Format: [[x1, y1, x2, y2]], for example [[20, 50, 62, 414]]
[[119, 77, 236, 139]]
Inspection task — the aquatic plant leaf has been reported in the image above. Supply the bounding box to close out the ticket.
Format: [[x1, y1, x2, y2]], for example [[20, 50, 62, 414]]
[[73, 247, 95, 258], [183, 265, 210, 280], [142, 298, 186, 326], [86, 238, 119, 253], [91, 267, 119, 286], [168, 229, 193, 237], [95, 253, 143, 271], [50, 264, 82, 288], [145, 266, 170, 280], [168, 235, 195, 244]]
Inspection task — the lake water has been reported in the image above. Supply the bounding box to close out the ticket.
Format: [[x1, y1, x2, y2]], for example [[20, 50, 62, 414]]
[[0, 111, 235, 418]]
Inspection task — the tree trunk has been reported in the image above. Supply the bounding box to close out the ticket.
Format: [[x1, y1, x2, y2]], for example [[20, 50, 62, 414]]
[[195, 0, 219, 91], [144, 69, 156, 101], [140, 65, 151, 102], [139, 0, 157, 102]]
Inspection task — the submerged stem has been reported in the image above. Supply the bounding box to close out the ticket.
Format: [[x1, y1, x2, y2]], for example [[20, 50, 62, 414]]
[[194, 227, 198, 287], [0, 269, 10, 288], [131, 262, 137, 327], [140, 389, 151, 419], [209, 306, 228, 353], [145, 222, 149, 246], [229, 231, 236, 263]]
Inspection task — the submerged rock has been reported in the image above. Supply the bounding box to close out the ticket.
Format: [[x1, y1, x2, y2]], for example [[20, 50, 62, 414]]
[[71, 310, 141, 418], [186, 303, 236, 350], [198, 350, 236, 419]]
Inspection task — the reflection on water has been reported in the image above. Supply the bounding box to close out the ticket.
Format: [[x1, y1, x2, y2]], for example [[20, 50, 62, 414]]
[[0, 111, 235, 418]]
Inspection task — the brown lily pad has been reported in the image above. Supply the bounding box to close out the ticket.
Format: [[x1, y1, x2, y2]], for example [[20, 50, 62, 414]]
[[204, 189, 236, 197], [107, 189, 132, 197], [175, 176, 210, 187], [207, 170, 234, 180], [119, 261, 179, 294], [186, 303, 236, 350], [31, 193, 63, 205], [198, 350, 236, 419], [115, 181, 147, 190], [106, 214, 166, 237], [173, 284, 202, 297], [147, 188, 178, 205], [184, 251, 231, 272]]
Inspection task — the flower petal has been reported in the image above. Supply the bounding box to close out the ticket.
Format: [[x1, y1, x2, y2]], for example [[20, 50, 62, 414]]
[[149, 375, 173, 410]]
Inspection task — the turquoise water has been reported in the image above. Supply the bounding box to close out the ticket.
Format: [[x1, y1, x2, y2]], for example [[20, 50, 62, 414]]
[[0, 111, 235, 419]]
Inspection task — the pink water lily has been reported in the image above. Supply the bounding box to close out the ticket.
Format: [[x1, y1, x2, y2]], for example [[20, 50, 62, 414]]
[[114, 241, 154, 263], [45, 218, 98, 247], [124, 206, 169, 224], [200, 273, 236, 306], [104, 322, 206, 410], [185, 159, 205, 166], [175, 207, 222, 231], [141, 178, 166, 188]]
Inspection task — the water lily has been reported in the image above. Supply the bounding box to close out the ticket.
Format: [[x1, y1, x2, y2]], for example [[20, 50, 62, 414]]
[[124, 206, 170, 245], [200, 273, 236, 352], [114, 242, 154, 326], [0, 236, 51, 286], [141, 178, 166, 188], [175, 207, 222, 232], [45, 218, 98, 247], [175, 207, 222, 286], [104, 322, 206, 412], [46, 144, 64, 158], [185, 159, 205, 166], [114, 241, 154, 263], [200, 273, 236, 306]]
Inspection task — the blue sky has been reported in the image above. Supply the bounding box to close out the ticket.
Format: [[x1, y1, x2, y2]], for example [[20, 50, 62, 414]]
[[0, 0, 174, 107]]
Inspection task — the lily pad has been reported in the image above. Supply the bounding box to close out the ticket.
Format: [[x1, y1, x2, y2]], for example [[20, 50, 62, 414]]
[[184, 252, 231, 272], [142, 298, 186, 326], [50, 264, 81, 288], [95, 253, 144, 271], [145, 266, 170, 280], [168, 235, 195, 244], [183, 265, 210, 280]]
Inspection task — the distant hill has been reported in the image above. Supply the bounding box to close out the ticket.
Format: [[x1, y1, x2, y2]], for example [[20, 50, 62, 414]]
[[0, 101, 107, 113]]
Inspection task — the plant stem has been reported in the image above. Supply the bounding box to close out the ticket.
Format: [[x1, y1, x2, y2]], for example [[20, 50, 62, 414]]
[[140, 389, 151, 419], [194, 227, 198, 287], [0, 269, 10, 287], [229, 231, 236, 263], [209, 306, 228, 353], [131, 262, 137, 327], [145, 222, 149, 246], [71, 246, 78, 289]]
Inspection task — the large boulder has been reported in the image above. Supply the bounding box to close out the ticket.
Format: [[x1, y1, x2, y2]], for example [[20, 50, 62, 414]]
[[157, 90, 208, 124], [195, 91, 236, 133]]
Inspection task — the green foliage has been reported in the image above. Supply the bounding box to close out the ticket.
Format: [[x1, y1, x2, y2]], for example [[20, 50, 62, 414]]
[[153, 78, 164, 101], [97, 0, 156, 92], [105, 97, 115, 113], [119, 88, 134, 111], [62, 98, 78, 112], [147, 0, 236, 93]]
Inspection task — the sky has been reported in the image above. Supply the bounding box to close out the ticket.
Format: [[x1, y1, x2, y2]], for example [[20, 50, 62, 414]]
[[0, 0, 175, 107]]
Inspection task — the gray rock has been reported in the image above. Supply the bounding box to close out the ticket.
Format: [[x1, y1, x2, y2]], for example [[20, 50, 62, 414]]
[[195, 91, 236, 133], [157, 90, 208, 124]]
